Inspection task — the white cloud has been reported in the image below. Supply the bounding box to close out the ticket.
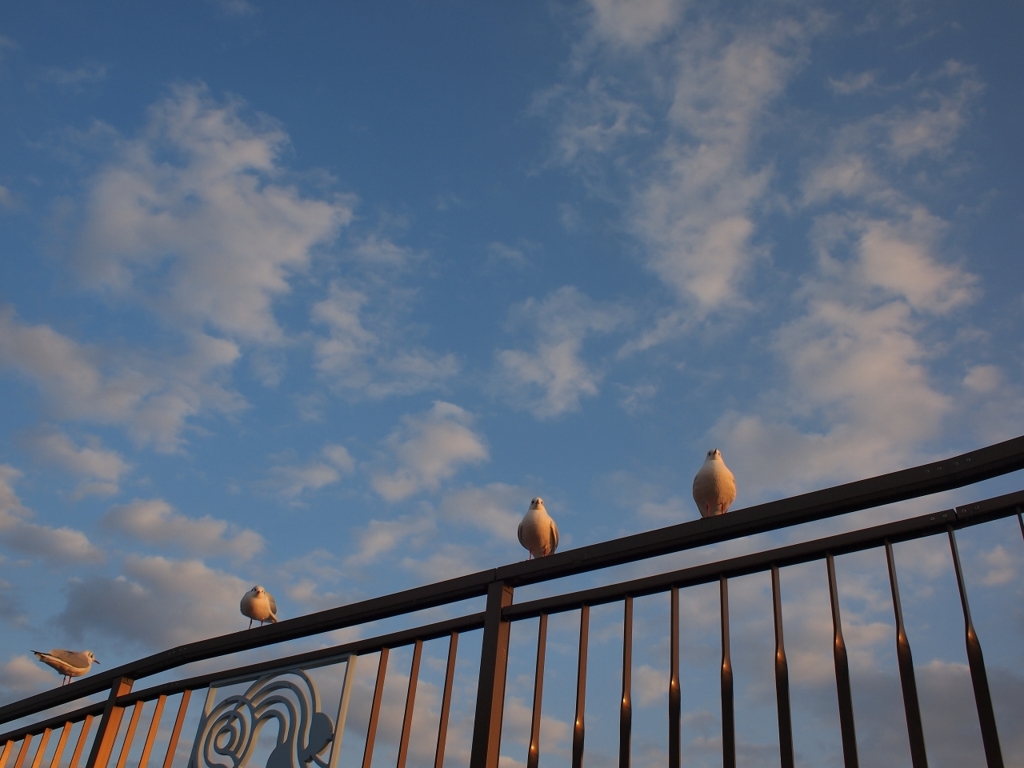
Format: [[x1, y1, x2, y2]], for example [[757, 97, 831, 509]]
[[38, 63, 107, 87], [372, 402, 488, 501], [102, 498, 264, 560], [0, 655, 56, 705], [25, 428, 130, 497], [266, 443, 355, 501], [439, 483, 528, 545], [56, 555, 251, 649], [586, 0, 684, 48], [633, 20, 811, 311], [77, 83, 352, 344], [710, 213, 979, 496], [0, 184, 14, 208], [962, 364, 1002, 395], [979, 545, 1015, 586], [0, 465, 103, 564], [312, 282, 459, 398], [0, 309, 246, 451], [496, 286, 628, 418], [344, 515, 436, 568], [829, 70, 879, 94]]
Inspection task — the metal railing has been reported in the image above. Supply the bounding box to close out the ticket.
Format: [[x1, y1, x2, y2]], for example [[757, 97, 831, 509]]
[[2, 435, 1023, 768]]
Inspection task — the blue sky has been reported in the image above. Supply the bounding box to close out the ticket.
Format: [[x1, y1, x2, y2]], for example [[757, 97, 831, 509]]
[[1, 0, 1023, 764]]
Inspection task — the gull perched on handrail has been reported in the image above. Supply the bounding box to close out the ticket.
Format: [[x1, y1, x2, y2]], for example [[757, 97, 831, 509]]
[[33, 649, 100, 686], [241, 585, 278, 628], [692, 448, 737, 517], [518, 497, 559, 559]]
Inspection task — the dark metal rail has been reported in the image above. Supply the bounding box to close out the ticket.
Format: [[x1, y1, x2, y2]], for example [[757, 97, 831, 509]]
[[2, 436, 1023, 768]]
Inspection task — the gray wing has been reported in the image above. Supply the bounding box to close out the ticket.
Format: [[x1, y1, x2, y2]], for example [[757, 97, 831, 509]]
[[50, 649, 89, 667], [517, 519, 525, 547], [549, 519, 559, 554], [269, 592, 278, 617]]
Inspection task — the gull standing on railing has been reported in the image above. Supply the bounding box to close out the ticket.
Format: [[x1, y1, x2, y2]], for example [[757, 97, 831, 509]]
[[32, 649, 99, 686], [518, 497, 559, 559], [693, 448, 737, 517], [241, 585, 278, 628]]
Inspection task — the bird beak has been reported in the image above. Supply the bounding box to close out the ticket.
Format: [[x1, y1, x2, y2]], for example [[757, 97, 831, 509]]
[[94, 660, 101, 665]]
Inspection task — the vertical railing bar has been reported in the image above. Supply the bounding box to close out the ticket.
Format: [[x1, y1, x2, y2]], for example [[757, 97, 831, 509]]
[[136, 696, 166, 768], [772, 565, 794, 768], [113, 703, 142, 768], [827, 553, 860, 768], [47, 725, 71, 768], [470, 581, 515, 768], [668, 587, 680, 768], [29, 729, 50, 768], [330, 655, 358, 768], [720, 576, 735, 768], [947, 526, 1004, 768], [571, 606, 590, 768], [12, 735, 32, 768], [526, 614, 548, 768], [159, 690, 191, 768], [84, 677, 134, 768], [1017, 507, 1023, 542], [361, 648, 391, 768], [0, 741, 12, 768], [619, 597, 632, 768], [885, 539, 928, 768], [396, 640, 424, 768], [433, 634, 459, 768], [67, 716, 94, 768]]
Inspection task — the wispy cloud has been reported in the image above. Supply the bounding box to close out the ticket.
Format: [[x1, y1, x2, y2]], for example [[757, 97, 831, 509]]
[[496, 286, 628, 418], [25, 428, 130, 497], [372, 402, 488, 501], [0, 308, 245, 452], [266, 443, 355, 501], [311, 282, 458, 399], [38, 62, 107, 88], [0, 465, 103, 564], [77, 83, 352, 344], [102, 498, 264, 560]]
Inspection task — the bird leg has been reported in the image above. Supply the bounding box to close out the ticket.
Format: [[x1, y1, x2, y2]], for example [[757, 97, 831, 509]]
[[248, 618, 254, 629]]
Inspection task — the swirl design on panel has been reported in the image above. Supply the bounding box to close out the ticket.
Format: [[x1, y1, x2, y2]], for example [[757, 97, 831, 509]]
[[189, 670, 335, 768]]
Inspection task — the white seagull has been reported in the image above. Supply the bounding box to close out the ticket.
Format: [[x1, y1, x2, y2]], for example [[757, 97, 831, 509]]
[[240, 585, 278, 628], [518, 497, 559, 559], [692, 448, 737, 518], [33, 649, 99, 686]]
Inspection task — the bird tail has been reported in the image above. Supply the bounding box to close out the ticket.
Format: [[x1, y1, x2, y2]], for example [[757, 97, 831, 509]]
[[32, 650, 46, 659], [268, 615, 278, 623]]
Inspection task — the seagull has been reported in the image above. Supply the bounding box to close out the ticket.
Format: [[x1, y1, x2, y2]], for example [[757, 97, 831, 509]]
[[693, 448, 737, 518], [33, 650, 99, 686], [241, 585, 278, 628], [518, 497, 559, 559]]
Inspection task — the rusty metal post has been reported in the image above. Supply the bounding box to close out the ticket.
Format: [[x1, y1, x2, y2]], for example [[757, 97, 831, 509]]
[[527, 614, 548, 768], [84, 677, 133, 768], [947, 527, 1004, 768], [772, 565, 794, 768], [572, 606, 590, 768], [469, 580, 514, 768], [668, 587, 680, 768], [720, 576, 735, 768], [885, 540, 928, 768], [826, 553, 859, 768], [619, 598, 632, 768]]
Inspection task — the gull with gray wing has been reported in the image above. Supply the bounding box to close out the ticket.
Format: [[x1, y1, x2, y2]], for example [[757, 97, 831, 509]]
[[33, 649, 99, 686]]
